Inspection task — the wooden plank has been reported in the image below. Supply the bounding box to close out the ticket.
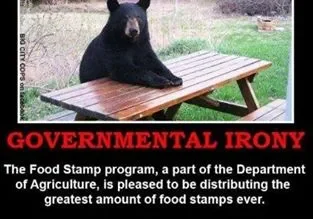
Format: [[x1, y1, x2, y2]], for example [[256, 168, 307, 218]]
[[43, 110, 76, 121], [178, 56, 242, 80], [41, 51, 212, 99], [42, 78, 109, 98], [273, 113, 286, 121], [267, 99, 286, 109], [86, 58, 261, 118], [257, 100, 286, 121], [110, 61, 271, 120], [60, 83, 141, 103], [164, 50, 212, 65], [239, 106, 272, 121], [256, 109, 285, 121], [167, 52, 219, 69], [41, 51, 214, 99], [168, 53, 223, 71], [39, 51, 271, 121], [45, 80, 128, 102], [66, 55, 238, 104], [237, 78, 260, 112], [45, 54, 233, 102], [46, 55, 244, 109], [277, 102, 287, 110], [43, 110, 71, 120], [56, 113, 77, 121], [65, 85, 144, 105], [240, 99, 286, 121], [186, 97, 249, 117]]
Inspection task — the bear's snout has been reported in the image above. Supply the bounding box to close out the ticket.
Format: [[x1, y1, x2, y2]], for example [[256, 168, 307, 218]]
[[129, 28, 138, 37], [125, 17, 140, 39]]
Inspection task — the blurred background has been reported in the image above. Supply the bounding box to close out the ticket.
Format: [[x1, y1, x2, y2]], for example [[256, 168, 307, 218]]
[[19, 0, 292, 121]]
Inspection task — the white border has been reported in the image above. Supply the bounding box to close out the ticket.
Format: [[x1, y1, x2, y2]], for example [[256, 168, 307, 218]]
[[17, 0, 294, 124]]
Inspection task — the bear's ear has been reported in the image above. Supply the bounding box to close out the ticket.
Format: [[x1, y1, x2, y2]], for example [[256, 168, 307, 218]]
[[137, 0, 150, 10], [107, 0, 120, 12]]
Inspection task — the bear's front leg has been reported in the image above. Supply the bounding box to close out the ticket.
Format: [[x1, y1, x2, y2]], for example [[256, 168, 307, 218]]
[[144, 52, 183, 86], [109, 63, 173, 89], [156, 65, 183, 87]]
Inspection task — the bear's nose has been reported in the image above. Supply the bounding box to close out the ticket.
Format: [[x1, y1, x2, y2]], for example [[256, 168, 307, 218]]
[[129, 28, 138, 37]]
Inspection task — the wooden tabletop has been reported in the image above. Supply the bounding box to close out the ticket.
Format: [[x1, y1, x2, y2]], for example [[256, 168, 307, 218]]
[[40, 51, 272, 121]]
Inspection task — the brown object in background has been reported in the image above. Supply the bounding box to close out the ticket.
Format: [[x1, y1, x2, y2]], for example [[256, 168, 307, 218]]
[[257, 17, 277, 32]]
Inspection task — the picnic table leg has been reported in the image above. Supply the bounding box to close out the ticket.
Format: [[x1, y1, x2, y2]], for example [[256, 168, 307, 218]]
[[165, 103, 182, 120], [152, 110, 167, 120], [237, 78, 260, 112], [74, 113, 98, 121], [152, 104, 182, 121]]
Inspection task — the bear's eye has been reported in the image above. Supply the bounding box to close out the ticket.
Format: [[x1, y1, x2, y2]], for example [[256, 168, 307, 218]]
[[136, 16, 142, 22]]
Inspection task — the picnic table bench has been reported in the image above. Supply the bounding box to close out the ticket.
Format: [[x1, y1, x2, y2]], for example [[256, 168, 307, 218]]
[[40, 50, 278, 121], [240, 99, 287, 121]]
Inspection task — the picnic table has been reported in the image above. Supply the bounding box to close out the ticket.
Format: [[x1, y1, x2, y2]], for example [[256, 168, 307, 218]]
[[40, 50, 274, 121]]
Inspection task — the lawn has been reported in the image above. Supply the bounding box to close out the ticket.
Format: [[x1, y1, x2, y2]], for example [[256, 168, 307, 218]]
[[160, 19, 292, 121], [20, 0, 292, 121]]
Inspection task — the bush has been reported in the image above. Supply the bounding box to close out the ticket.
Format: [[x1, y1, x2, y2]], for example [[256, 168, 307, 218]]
[[217, 0, 292, 16], [21, 0, 89, 6], [157, 38, 209, 60]]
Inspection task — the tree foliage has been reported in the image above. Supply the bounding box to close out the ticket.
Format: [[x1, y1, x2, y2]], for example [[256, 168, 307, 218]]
[[217, 0, 292, 16]]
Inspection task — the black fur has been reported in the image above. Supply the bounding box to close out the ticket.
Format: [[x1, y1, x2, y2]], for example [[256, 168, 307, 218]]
[[79, 0, 183, 88]]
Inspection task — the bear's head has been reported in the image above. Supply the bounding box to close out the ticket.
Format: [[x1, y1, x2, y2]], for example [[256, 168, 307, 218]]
[[106, 0, 150, 43]]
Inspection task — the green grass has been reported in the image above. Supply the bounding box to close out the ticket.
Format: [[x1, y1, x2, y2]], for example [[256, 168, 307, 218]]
[[160, 19, 291, 121], [22, 88, 61, 121], [23, 17, 291, 121]]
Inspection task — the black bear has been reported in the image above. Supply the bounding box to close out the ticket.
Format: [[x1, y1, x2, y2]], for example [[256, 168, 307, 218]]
[[79, 0, 183, 89]]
